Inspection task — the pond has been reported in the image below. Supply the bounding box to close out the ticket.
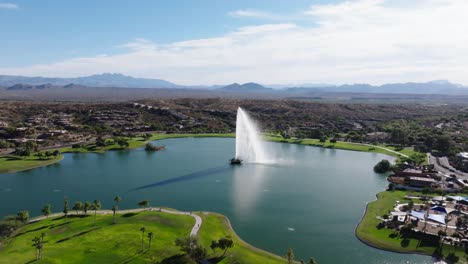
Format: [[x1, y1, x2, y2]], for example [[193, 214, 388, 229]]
[[0, 137, 432, 263]]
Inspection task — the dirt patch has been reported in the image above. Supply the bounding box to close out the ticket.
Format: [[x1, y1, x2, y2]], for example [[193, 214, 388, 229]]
[[50, 226, 68, 234]]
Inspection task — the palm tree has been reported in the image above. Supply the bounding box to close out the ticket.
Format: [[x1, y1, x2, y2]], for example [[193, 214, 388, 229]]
[[140, 227, 146, 250], [147, 232, 154, 249], [32, 236, 41, 260], [285, 248, 295, 264], [73, 201, 84, 215], [16, 210, 29, 224], [114, 196, 121, 206], [84, 201, 91, 215], [91, 200, 101, 224], [41, 204, 51, 218], [112, 205, 118, 224], [63, 197, 69, 220], [113, 196, 121, 223]]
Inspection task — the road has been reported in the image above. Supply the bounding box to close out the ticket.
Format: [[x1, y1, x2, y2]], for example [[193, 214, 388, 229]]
[[29, 207, 203, 236], [428, 153, 468, 181]]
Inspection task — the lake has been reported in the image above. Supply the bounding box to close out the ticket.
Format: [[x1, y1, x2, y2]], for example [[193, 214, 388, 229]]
[[0, 137, 432, 263]]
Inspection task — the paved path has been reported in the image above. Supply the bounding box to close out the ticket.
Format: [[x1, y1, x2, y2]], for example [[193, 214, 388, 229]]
[[354, 143, 409, 158], [30, 207, 203, 236]]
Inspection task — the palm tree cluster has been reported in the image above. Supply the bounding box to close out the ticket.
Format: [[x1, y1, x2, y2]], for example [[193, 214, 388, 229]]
[[139, 226, 155, 251], [31, 232, 46, 260]]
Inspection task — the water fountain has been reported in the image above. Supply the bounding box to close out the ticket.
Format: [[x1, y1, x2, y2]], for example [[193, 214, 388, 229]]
[[232, 107, 270, 164]]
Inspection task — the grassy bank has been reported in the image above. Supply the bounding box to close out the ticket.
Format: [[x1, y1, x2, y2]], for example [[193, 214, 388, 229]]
[[0, 155, 63, 174], [265, 135, 415, 159], [0, 210, 285, 264], [198, 213, 288, 264], [1, 132, 416, 174], [58, 133, 235, 154], [356, 191, 466, 261]]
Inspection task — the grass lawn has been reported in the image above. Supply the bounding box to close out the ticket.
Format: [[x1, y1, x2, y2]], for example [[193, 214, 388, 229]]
[[0, 210, 287, 264], [0, 155, 63, 174], [264, 135, 416, 159], [356, 191, 467, 261], [197, 212, 291, 264]]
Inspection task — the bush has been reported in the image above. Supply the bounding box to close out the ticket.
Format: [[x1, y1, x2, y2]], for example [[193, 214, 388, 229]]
[[374, 159, 391, 173]]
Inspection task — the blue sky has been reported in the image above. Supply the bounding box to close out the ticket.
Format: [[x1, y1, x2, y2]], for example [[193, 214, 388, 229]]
[[1, 0, 326, 66], [1, 0, 468, 85]]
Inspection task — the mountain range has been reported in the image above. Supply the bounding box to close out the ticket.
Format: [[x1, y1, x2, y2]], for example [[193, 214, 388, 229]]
[[0, 73, 467, 95], [0, 73, 178, 88]]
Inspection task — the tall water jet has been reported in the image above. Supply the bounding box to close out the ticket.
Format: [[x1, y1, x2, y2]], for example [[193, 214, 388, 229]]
[[234, 107, 270, 163]]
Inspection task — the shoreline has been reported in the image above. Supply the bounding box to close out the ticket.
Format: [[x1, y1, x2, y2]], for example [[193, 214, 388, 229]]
[[21, 207, 286, 262], [0, 133, 408, 174], [354, 194, 433, 258]]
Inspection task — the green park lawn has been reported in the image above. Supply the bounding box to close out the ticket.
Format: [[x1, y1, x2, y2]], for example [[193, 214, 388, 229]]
[[265, 135, 416, 159], [197, 213, 289, 264], [0, 155, 63, 174], [0, 210, 287, 264], [356, 191, 466, 261]]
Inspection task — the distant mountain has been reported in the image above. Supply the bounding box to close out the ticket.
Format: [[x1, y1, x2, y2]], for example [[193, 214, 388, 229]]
[[219, 82, 272, 92], [283, 80, 468, 95], [0, 73, 179, 88]]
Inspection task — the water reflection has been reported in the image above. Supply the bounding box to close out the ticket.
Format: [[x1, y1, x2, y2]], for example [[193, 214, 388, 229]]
[[232, 164, 268, 216]]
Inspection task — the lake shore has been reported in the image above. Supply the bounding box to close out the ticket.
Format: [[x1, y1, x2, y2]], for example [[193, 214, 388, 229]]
[[0, 133, 413, 174], [0, 207, 288, 264], [355, 190, 466, 262]]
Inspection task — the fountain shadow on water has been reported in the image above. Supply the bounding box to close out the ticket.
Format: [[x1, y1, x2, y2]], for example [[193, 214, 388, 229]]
[[131, 166, 230, 191]]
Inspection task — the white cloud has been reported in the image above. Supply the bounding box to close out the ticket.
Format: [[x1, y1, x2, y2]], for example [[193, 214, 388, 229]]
[[2, 0, 468, 85], [0, 3, 18, 9], [228, 9, 272, 19]]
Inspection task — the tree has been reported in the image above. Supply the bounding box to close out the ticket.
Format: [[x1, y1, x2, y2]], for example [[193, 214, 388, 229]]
[[217, 238, 234, 257], [114, 137, 130, 148], [140, 227, 146, 250], [285, 248, 295, 264], [32, 236, 42, 260], [16, 210, 29, 223], [63, 197, 69, 220], [52, 150, 60, 157], [112, 205, 118, 224], [91, 200, 101, 223], [147, 232, 154, 249], [434, 135, 451, 154], [330, 138, 337, 145], [113, 196, 121, 223], [308, 257, 318, 264], [73, 201, 83, 214], [41, 204, 51, 218], [175, 236, 207, 262], [319, 136, 327, 143], [114, 195, 121, 206], [84, 201, 91, 215], [96, 137, 106, 147], [138, 200, 150, 208], [373, 159, 391, 173]]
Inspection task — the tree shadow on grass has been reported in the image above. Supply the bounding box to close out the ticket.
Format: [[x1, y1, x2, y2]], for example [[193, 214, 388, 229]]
[[48, 221, 72, 230], [207, 256, 226, 263], [156, 254, 195, 264], [15, 224, 54, 237], [56, 225, 108, 243], [400, 238, 410, 248], [121, 212, 139, 218], [388, 233, 398, 239], [114, 251, 146, 264]]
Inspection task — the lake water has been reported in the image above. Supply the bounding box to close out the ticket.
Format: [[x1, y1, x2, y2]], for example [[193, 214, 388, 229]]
[[0, 137, 433, 263]]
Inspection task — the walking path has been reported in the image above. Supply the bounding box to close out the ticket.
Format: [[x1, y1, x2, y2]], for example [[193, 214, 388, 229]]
[[29, 207, 203, 236], [356, 143, 409, 158]]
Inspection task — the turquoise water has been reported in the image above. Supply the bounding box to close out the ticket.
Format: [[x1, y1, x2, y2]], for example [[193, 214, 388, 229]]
[[0, 137, 433, 263]]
